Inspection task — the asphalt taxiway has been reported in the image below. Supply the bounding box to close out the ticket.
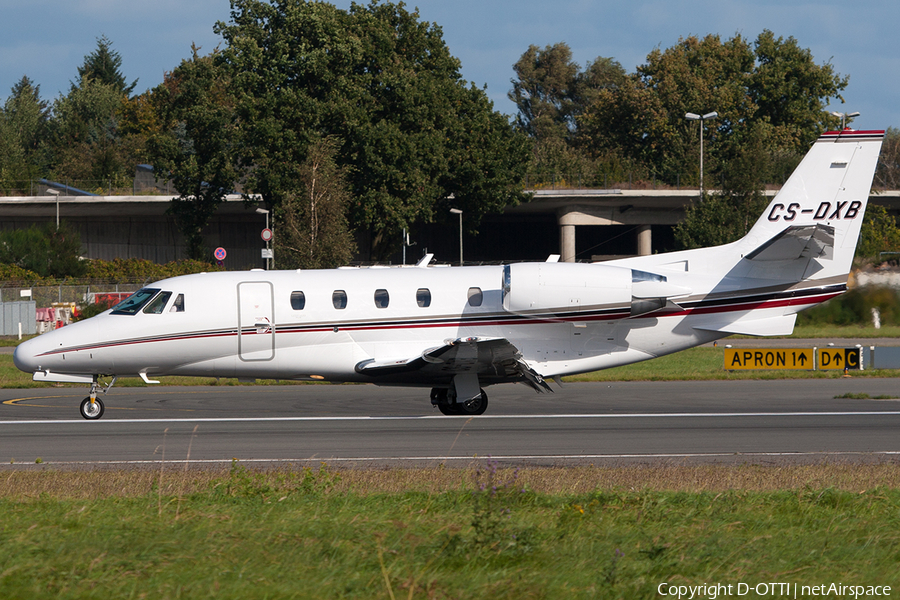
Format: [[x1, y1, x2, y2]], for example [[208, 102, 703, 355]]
[[2, 379, 899, 467]]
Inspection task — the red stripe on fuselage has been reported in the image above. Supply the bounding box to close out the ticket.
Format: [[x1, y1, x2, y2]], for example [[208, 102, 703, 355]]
[[35, 290, 841, 358]]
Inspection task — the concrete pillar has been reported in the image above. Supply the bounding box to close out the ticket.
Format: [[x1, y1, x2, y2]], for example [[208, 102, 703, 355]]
[[560, 224, 576, 262], [637, 224, 652, 256]]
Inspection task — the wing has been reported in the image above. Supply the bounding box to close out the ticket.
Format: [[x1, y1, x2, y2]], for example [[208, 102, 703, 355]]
[[354, 336, 553, 392]]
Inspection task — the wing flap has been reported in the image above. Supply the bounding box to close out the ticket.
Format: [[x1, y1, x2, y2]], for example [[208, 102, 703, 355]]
[[355, 337, 552, 392]]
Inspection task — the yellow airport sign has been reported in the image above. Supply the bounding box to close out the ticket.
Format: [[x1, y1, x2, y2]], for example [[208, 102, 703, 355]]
[[817, 348, 861, 370], [724, 348, 814, 370]]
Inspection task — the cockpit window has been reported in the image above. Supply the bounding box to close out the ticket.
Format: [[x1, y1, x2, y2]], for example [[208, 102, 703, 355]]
[[143, 291, 172, 314], [170, 293, 185, 312], [111, 288, 160, 315]]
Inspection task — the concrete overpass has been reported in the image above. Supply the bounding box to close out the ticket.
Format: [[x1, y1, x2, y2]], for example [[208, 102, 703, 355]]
[[510, 188, 900, 262], [0, 188, 898, 267]]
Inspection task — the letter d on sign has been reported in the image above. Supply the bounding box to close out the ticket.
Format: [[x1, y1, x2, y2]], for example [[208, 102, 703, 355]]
[[738, 583, 749, 595]]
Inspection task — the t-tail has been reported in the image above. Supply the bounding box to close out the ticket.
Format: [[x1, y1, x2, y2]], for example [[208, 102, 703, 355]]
[[608, 129, 884, 336], [738, 129, 884, 279]]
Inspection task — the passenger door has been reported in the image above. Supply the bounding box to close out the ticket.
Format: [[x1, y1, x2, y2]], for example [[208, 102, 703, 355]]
[[238, 281, 275, 361]]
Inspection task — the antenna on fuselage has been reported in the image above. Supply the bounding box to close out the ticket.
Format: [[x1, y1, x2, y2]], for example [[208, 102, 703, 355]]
[[416, 253, 434, 267]]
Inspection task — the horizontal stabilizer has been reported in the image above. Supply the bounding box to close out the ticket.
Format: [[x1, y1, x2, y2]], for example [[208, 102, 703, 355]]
[[694, 313, 797, 337], [745, 224, 834, 262]]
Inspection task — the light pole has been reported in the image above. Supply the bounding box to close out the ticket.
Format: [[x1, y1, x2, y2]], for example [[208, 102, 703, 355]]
[[685, 111, 718, 197], [830, 110, 859, 130], [255, 207, 271, 270], [47, 188, 60, 229], [449, 208, 463, 266]]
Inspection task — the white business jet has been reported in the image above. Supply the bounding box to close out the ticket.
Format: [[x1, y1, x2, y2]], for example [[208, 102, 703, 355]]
[[14, 129, 884, 419]]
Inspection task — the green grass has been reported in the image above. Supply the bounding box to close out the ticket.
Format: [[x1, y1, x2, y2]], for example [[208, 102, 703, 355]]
[[1, 463, 899, 598], [564, 346, 900, 382], [774, 323, 900, 338]]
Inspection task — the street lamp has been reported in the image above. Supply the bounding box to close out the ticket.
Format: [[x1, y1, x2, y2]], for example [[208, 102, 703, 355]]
[[47, 189, 60, 229], [449, 208, 463, 266], [830, 111, 860, 130], [255, 207, 272, 270], [685, 111, 718, 197]]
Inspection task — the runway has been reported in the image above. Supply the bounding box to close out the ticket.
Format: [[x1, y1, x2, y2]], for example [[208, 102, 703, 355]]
[[2, 379, 900, 466]]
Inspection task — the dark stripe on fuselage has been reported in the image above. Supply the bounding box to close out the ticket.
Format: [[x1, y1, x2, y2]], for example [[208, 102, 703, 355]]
[[35, 283, 844, 357]]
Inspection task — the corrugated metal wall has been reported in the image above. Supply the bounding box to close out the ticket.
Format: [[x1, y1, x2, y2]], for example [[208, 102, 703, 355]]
[[0, 301, 36, 335]]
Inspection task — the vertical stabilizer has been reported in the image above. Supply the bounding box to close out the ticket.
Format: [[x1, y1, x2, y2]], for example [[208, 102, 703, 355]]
[[739, 130, 884, 277]]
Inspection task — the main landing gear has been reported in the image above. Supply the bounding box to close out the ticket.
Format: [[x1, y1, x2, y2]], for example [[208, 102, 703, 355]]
[[80, 377, 117, 420], [431, 387, 489, 416]]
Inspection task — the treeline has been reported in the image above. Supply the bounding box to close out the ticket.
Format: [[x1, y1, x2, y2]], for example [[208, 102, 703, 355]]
[[0, 229, 222, 285], [1, 1, 899, 268]]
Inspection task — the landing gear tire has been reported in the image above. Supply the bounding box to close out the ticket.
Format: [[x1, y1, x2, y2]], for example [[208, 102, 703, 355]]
[[456, 389, 488, 416], [80, 397, 105, 420], [437, 402, 459, 415]]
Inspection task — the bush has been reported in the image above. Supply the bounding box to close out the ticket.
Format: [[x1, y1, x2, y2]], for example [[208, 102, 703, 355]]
[[797, 286, 900, 326], [0, 223, 87, 278]]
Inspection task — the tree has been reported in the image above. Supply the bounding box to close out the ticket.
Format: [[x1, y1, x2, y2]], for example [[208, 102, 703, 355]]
[[0, 223, 86, 278], [510, 43, 623, 144], [510, 43, 581, 142], [875, 127, 900, 190], [275, 137, 355, 269], [50, 76, 131, 184], [580, 31, 848, 186], [673, 193, 749, 250], [147, 48, 239, 260], [215, 0, 530, 259], [856, 204, 900, 261], [0, 76, 51, 186], [749, 31, 848, 149], [74, 35, 138, 96]]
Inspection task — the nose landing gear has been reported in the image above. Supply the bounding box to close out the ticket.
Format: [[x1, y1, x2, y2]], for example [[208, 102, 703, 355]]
[[80, 396, 105, 420], [79, 377, 117, 420]]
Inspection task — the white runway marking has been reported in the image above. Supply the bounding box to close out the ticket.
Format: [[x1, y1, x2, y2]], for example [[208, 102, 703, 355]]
[[3, 411, 900, 425], [10, 451, 900, 466]]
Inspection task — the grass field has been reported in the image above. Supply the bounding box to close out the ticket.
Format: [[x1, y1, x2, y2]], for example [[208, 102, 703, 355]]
[[1, 463, 899, 598], [3, 327, 899, 597]]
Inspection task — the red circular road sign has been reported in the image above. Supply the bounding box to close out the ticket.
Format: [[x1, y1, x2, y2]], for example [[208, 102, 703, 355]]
[[261, 228, 273, 242], [214, 247, 227, 261]]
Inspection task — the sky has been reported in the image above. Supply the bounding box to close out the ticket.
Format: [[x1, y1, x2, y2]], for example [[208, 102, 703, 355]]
[[2, 0, 898, 129]]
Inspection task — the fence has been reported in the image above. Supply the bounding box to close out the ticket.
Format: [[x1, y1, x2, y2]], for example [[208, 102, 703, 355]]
[[1, 284, 143, 308], [0, 178, 174, 197]]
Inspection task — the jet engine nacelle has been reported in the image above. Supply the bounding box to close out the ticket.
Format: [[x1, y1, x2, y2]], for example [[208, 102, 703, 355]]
[[502, 262, 633, 314], [502, 262, 690, 318]]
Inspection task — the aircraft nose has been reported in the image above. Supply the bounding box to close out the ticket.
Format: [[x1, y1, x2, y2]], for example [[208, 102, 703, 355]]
[[13, 337, 42, 374]]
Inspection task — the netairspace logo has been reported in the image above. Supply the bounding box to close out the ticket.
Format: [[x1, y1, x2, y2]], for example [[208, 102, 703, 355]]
[[658, 582, 893, 599]]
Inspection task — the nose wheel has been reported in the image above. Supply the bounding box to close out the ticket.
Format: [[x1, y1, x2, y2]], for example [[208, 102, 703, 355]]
[[80, 397, 105, 420]]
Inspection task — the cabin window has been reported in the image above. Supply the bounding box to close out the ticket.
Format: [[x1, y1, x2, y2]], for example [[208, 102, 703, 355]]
[[169, 293, 185, 312], [416, 288, 431, 308], [332, 290, 348, 309], [143, 291, 172, 314], [290, 291, 306, 310], [111, 288, 160, 315], [374, 289, 389, 309], [467, 287, 483, 307]]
